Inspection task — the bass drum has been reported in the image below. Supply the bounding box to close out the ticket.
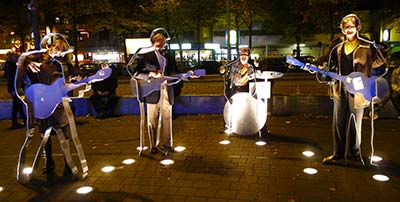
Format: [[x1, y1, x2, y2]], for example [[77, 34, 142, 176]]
[[223, 92, 267, 136]]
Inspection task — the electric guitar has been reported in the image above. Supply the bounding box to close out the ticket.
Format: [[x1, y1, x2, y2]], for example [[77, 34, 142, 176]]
[[286, 56, 389, 104], [25, 68, 112, 119], [130, 69, 206, 98]]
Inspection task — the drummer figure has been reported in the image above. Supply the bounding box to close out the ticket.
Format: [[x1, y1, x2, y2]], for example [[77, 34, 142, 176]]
[[219, 47, 258, 134]]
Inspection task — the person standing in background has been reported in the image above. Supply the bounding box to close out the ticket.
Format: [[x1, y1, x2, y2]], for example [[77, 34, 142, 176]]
[[4, 40, 26, 129]]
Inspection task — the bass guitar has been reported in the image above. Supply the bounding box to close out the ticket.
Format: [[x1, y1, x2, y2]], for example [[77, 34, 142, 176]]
[[286, 56, 389, 104], [25, 68, 112, 119], [130, 69, 206, 98]]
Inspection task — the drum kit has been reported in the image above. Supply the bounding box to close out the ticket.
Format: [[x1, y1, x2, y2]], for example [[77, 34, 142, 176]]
[[223, 71, 283, 136]]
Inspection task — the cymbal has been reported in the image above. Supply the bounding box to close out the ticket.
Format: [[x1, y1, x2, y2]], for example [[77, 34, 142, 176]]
[[255, 71, 284, 79]]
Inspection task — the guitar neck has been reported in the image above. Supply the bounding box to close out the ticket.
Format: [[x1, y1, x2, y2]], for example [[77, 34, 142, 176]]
[[306, 64, 347, 83]]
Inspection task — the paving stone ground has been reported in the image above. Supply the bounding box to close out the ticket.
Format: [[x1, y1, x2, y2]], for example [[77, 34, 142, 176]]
[[0, 113, 399, 202]]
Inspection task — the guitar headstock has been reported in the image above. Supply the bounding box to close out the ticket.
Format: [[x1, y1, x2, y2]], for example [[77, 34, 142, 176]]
[[286, 56, 305, 67], [182, 69, 206, 80], [80, 68, 112, 84]]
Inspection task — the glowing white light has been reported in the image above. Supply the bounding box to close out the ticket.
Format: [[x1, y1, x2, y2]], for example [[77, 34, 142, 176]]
[[136, 146, 148, 151], [181, 43, 191, 49], [0, 49, 12, 54], [122, 159, 136, 165], [371, 156, 383, 162], [383, 29, 390, 42], [160, 159, 175, 166], [255, 141, 267, 146], [373, 174, 389, 182], [219, 140, 231, 145], [204, 43, 220, 50], [0, 187, 3, 192], [303, 168, 318, 175], [170, 44, 180, 50], [76, 186, 93, 194], [302, 151, 315, 157], [174, 146, 186, 152], [23, 167, 33, 174], [101, 166, 115, 173]]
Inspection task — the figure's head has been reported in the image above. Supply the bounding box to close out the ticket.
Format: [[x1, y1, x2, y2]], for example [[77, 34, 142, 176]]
[[340, 14, 361, 39], [239, 47, 250, 65], [14, 39, 22, 49], [40, 33, 70, 56], [150, 28, 170, 49]]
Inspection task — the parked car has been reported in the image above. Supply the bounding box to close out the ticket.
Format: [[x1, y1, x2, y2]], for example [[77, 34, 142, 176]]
[[108, 62, 130, 77], [258, 56, 289, 73], [79, 63, 101, 77], [176, 60, 196, 72], [196, 61, 222, 74]]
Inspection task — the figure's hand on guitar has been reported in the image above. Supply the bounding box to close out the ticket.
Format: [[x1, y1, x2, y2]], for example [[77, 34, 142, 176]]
[[188, 70, 200, 79], [69, 74, 83, 82], [219, 66, 226, 74], [236, 74, 249, 86], [28, 62, 41, 73], [149, 71, 162, 78]]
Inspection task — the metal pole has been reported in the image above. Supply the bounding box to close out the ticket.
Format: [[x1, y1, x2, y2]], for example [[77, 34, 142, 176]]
[[28, 0, 41, 50], [227, 0, 231, 61]]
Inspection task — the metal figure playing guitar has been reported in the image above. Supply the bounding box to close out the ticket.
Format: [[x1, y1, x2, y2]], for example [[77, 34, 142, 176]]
[[286, 56, 389, 106]]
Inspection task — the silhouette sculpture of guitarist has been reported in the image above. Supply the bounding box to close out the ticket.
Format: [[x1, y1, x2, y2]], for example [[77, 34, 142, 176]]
[[15, 33, 109, 183]]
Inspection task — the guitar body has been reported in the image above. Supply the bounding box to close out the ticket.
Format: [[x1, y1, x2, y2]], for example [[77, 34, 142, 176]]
[[130, 77, 168, 98], [25, 68, 112, 119], [26, 78, 65, 119]]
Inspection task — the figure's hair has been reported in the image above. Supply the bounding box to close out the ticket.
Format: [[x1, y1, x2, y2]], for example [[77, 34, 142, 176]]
[[340, 14, 361, 33], [239, 47, 250, 56], [150, 28, 170, 44], [40, 33, 70, 50]]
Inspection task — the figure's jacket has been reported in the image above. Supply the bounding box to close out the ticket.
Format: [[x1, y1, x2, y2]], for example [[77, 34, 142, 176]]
[[16, 50, 64, 97], [134, 49, 179, 104], [223, 61, 256, 100], [325, 36, 387, 98]]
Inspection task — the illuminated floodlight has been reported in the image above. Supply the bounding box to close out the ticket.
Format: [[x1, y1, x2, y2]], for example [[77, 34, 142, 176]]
[[122, 159, 136, 165], [303, 168, 318, 175], [371, 155, 383, 162], [255, 141, 267, 146], [160, 159, 175, 166], [136, 146, 148, 151], [76, 186, 93, 194], [23, 167, 33, 174], [219, 140, 231, 145], [373, 174, 389, 182], [302, 151, 315, 157], [170, 43, 180, 50], [101, 166, 115, 173], [174, 146, 186, 152], [0, 187, 3, 192], [181, 43, 191, 49]]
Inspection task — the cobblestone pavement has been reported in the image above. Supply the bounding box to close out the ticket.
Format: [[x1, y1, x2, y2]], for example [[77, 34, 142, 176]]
[[0, 113, 399, 201]]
